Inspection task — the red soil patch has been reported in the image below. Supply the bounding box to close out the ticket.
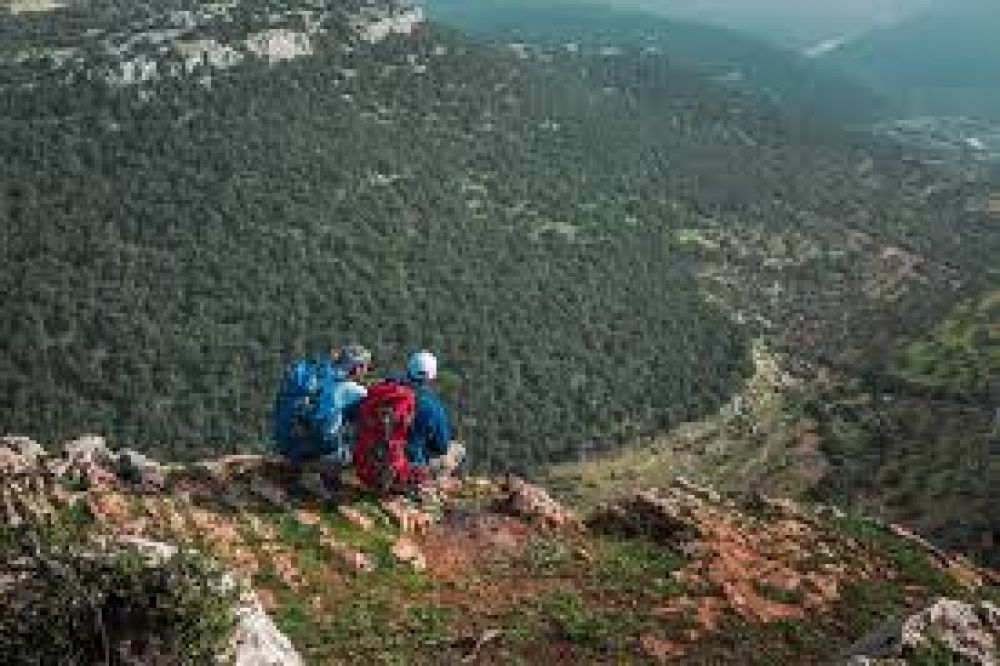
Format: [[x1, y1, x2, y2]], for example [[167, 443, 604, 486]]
[[418, 512, 532, 581]]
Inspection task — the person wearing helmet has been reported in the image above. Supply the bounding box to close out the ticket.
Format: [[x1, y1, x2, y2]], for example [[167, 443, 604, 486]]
[[403, 350, 464, 485], [317, 344, 373, 490]]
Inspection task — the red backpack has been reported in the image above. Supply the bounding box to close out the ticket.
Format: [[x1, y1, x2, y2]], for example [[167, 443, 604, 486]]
[[353, 381, 417, 491]]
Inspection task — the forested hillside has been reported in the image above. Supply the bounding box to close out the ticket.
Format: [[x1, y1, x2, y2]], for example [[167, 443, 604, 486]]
[[1, 0, 996, 489], [424, 0, 888, 123]]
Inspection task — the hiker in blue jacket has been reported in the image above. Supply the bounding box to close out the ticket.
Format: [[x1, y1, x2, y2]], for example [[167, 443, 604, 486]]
[[401, 351, 464, 483], [272, 344, 373, 492]]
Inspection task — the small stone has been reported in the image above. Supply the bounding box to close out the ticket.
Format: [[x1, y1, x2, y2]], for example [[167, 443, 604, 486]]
[[391, 536, 427, 572], [295, 510, 321, 527], [338, 505, 374, 532], [379, 498, 434, 534], [63, 435, 114, 467]]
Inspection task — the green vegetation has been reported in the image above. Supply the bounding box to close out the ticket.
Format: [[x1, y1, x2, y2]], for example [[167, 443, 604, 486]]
[[0, 525, 237, 665], [3, 0, 786, 470], [816, 389, 998, 567], [834, 513, 964, 597], [893, 290, 1000, 397]]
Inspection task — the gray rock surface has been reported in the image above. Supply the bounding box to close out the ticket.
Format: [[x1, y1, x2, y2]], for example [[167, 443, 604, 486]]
[[115, 537, 305, 665], [117, 449, 166, 492], [0, 436, 45, 463], [845, 597, 999, 665]]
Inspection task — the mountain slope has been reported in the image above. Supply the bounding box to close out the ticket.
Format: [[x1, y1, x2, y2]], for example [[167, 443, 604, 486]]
[[423, 0, 889, 123], [823, 0, 1000, 120], [2, 438, 997, 664], [1, 0, 997, 570], [2, 0, 756, 466]]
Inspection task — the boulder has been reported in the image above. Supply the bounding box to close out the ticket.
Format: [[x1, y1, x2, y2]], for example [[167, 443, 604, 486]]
[[494, 475, 578, 530], [391, 536, 427, 572], [60, 435, 119, 488], [63, 434, 114, 467], [0, 447, 29, 475], [230, 595, 305, 666], [116, 449, 166, 492], [845, 598, 999, 665], [1, 436, 45, 464]]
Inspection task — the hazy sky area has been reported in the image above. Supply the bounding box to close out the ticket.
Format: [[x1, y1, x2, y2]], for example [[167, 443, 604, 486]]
[[592, 0, 939, 47]]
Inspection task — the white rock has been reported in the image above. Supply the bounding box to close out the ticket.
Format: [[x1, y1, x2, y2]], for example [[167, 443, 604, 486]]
[[230, 596, 305, 666], [63, 434, 114, 467], [114, 537, 304, 665], [0, 436, 45, 462], [846, 598, 1000, 665]]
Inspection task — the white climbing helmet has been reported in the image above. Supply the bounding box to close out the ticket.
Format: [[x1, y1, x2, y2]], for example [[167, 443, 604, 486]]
[[407, 350, 438, 382]]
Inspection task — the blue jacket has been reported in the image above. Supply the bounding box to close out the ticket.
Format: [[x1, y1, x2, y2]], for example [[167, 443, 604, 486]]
[[386, 374, 451, 467]]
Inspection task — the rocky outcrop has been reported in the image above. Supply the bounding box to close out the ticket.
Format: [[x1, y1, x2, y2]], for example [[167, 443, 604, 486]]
[[229, 594, 305, 666], [116, 449, 167, 493], [494, 475, 579, 529], [845, 598, 999, 665], [60, 434, 119, 488], [0, 436, 45, 469], [116, 537, 306, 666]]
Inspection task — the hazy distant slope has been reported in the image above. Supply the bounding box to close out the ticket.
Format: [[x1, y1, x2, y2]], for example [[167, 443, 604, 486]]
[[424, 0, 889, 122], [826, 0, 1000, 120]]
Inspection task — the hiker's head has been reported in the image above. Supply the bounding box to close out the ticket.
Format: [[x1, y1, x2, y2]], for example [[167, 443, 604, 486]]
[[338, 345, 373, 379], [406, 350, 438, 384]]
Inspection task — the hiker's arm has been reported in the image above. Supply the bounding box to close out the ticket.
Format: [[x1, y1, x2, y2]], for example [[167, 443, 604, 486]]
[[342, 384, 367, 423], [426, 399, 451, 456]]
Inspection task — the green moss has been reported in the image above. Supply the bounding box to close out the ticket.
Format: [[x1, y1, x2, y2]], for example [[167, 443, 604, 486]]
[[590, 536, 686, 596], [892, 290, 1000, 396], [836, 515, 963, 597]]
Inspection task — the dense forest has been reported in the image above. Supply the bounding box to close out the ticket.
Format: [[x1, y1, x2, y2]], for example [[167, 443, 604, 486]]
[[1, 0, 996, 483]]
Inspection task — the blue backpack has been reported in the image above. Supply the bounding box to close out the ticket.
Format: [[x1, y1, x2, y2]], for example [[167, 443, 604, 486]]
[[272, 354, 349, 464]]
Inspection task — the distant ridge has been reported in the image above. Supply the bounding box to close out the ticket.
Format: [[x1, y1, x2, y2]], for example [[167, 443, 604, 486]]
[[423, 0, 890, 123], [825, 0, 1000, 120]]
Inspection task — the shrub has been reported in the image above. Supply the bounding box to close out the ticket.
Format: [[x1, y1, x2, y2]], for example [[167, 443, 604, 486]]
[[0, 526, 238, 665]]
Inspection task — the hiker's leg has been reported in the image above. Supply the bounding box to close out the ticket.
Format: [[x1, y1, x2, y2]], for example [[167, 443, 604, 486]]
[[430, 440, 465, 480]]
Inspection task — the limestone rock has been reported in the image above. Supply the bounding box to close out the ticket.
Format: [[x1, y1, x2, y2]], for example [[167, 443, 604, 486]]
[[116, 449, 166, 492], [391, 536, 427, 572], [230, 595, 305, 666], [494, 475, 578, 530], [0, 447, 30, 475], [338, 505, 374, 532], [380, 497, 434, 534], [1, 436, 45, 465], [63, 434, 114, 467], [845, 598, 999, 665]]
